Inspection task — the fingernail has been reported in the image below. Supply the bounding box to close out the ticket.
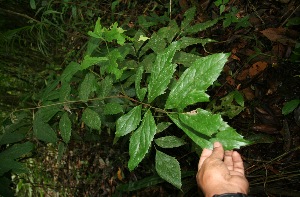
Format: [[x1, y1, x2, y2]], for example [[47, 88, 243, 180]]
[[214, 141, 221, 148]]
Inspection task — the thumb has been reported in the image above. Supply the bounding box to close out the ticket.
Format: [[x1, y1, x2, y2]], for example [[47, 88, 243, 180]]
[[210, 141, 224, 160]]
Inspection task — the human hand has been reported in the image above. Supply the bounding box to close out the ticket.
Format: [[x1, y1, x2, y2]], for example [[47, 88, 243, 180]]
[[196, 142, 249, 197]]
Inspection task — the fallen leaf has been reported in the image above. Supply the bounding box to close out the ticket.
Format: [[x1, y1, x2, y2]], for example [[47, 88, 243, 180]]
[[261, 28, 296, 46], [249, 61, 268, 77]]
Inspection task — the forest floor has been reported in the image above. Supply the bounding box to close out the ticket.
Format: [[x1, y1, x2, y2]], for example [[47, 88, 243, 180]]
[[18, 0, 300, 196]]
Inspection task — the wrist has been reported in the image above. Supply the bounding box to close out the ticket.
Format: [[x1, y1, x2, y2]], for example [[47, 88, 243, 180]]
[[213, 193, 248, 197]]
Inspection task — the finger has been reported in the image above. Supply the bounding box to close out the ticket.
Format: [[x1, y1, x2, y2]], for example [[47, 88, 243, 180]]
[[232, 151, 245, 175], [198, 148, 212, 170], [210, 141, 224, 160], [224, 150, 234, 171]]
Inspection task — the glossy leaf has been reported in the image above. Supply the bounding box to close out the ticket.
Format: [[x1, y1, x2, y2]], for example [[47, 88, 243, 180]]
[[33, 121, 58, 143], [156, 122, 172, 133], [79, 73, 97, 102], [135, 66, 147, 101], [97, 76, 113, 98], [148, 42, 179, 102], [155, 136, 186, 148], [165, 53, 230, 110], [211, 126, 250, 150], [173, 51, 200, 67], [282, 99, 300, 115], [168, 113, 212, 149], [104, 102, 123, 115], [179, 37, 216, 49], [179, 109, 224, 136], [155, 150, 181, 189], [115, 105, 142, 137], [128, 110, 156, 171], [59, 113, 72, 143], [59, 83, 71, 102], [82, 108, 101, 130]]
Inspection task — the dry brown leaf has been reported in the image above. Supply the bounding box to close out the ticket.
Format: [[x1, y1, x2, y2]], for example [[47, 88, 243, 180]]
[[261, 28, 296, 45], [249, 61, 268, 77]]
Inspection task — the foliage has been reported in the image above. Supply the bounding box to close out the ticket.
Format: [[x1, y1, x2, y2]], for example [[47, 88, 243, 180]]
[[282, 99, 300, 115], [0, 4, 253, 195]]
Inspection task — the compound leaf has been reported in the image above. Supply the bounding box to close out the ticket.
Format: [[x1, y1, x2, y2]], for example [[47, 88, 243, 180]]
[[82, 108, 101, 130], [148, 42, 179, 102], [116, 105, 142, 137], [155, 150, 181, 189], [165, 53, 230, 110], [59, 113, 72, 143], [128, 110, 156, 171]]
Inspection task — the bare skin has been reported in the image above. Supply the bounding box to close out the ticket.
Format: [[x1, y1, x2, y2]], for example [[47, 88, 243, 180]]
[[196, 142, 249, 197]]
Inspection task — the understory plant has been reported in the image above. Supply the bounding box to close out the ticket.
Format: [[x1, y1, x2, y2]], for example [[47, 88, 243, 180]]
[[0, 7, 251, 194]]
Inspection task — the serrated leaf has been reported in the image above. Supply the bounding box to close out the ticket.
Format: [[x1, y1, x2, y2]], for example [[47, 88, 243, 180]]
[[79, 73, 97, 102], [282, 99, 300, 115], [211, 127, 250, 150], [135, 66, 147, 101], [181, 7, 196, 29], [33, 121, 58, 143], [35, 106, 60, 122], [141, 32, 166, 55], [116, 105, 142, 137], [157, 20, 179, 44], [104, 22, 126, 45], [82, 108, 101, 130], [155, 150, 181, 189], [179, 37, 216, 49], [104, 103, 123, 115], [0, 141, 34, 160], [81, 55, 108, 70], [133, 30, 148, 51], [61, 62, 80, 83], [155, 136, 186, 148], [173, 51, 200, 67], [148, 42, 179, 102], [97, 76, 113, 98], [59, 83, 71, 102], [185, 18, 219, 34], [59, 113, 72, 143], [87, 17, 103, 39], [105, 49, 123, 79], [156, 122, 172, 133], [168, 113, 211, 149], [179, 109, 224, 136], [128, 110, 156, 171], [165, 53, 230, 110]]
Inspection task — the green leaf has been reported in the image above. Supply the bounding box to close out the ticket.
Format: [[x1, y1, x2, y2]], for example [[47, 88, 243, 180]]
[[141, 32, 166, 55], [79, 73, 97, 102], [81, 55, 108, 70], [173, 51, 200, 67], [0, 159, 27, 176], [179, 109, 226, 136], [61, 62, 80, 83], [168, 113, 211, 149], [87, 17, 104, 38], [59, 113, 72, 143], [181, 7, 196, 29], [104, 102, 123, 115], [57, 142, 66, 162], [33, 121, 58, 143], [155, 150, 181, 189], [156, 122, 172, 133], [155, 136, 186, 148], [135, 66, 147, 101], [97, 76, 113, 98], [0, 141, 34, 160], [179, 37, 216, 49], [105, 49, 123, 79], [128, 110, 156, 171], [0, 123, 28, 145], [165, 53, 230, 110], [116, 105, 142, 137], [211, 127, 250, 150], [282, 99, 300, 115], [30, 0, 36, 9], [185, 18, 219, 34], [148, 42, 179, 102], [59, 83, 71, 102], [104, 22, 126, 45], [82, 108, 101, 130], [35, 106, 60, 122]]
